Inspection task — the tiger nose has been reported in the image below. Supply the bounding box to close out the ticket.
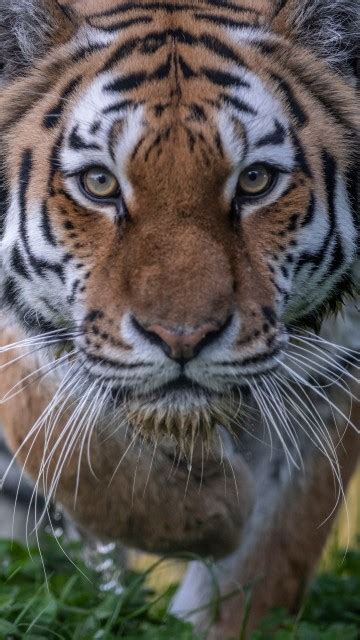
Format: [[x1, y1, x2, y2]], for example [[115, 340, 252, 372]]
[[132, 318, 231, 363]]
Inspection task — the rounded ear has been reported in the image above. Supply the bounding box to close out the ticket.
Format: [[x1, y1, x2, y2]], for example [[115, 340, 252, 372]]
[[0, 0, 76, 82], [272, 0, 359, 77]]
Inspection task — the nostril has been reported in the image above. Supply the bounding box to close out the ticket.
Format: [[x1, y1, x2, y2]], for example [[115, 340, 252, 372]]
[[131, 315, 233, 362], [131, 316, 173, 357]]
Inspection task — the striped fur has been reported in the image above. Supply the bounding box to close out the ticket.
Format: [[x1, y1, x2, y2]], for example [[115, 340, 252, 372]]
[[0, 2, 359, 636], [0, 1, 358, 430]]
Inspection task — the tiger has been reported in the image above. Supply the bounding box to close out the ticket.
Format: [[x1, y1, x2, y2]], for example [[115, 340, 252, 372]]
[[0, 0, 359, 637]]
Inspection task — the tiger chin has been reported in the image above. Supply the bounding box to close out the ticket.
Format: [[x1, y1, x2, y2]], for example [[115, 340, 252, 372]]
[[0, 1, 359, 639]]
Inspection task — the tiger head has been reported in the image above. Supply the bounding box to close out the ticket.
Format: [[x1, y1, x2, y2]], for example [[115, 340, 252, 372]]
[[0, 0, 358, 444]]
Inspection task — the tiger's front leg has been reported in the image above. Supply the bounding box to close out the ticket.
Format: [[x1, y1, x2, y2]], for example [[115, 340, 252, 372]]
[[172, 387, 360, 639], [0, 326, 254, 559]]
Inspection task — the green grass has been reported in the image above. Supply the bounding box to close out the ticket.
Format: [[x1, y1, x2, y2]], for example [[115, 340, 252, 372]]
[[0, 536, 194, 640], [0, 536, 359, 639]]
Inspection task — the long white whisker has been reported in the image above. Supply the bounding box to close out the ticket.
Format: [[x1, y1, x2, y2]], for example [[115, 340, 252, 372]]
[[291, 329, 360, 362], [286, 350, 358, 400], [252, 377, 299, 469], [289, 339, 359, 386], [278, 359, 359, 435], [1, 350, 76, 403], [263, 376, 304, 469]]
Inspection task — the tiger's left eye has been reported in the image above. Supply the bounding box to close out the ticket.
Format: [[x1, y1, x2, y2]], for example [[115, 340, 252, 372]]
[[81, 167, 120, 200], [237, 164, 274, 197]]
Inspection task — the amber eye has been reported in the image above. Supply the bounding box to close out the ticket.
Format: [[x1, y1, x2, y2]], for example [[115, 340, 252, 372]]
[[237, 163, 274, 197], [81, 167, 120, 200]]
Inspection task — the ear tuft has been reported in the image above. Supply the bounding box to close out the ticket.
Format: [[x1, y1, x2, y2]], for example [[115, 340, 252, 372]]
[[0, 1, 74, 80], [274, 0, 359, 75]]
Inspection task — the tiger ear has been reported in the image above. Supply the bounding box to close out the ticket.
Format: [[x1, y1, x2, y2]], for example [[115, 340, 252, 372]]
[[0, 0, 76, 81], [273, 0, 359, 76]]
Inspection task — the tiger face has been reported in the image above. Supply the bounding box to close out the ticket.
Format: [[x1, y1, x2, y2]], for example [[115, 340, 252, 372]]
[[0, 0, 358, 441]]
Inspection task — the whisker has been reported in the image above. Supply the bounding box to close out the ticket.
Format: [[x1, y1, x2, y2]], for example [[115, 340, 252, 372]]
[[278, 359, 359, 435], [285, 350, 358, 400], [289, 338, 359, 385], [251, 377, 298, 469]]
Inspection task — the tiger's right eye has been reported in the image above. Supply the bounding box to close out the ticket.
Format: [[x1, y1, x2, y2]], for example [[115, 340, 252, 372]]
[[237, 163, 274, 197], [80, 167, 120, 200]]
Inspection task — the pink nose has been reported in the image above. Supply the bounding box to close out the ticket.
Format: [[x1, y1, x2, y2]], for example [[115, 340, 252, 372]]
[[133, 317, 231, 363]]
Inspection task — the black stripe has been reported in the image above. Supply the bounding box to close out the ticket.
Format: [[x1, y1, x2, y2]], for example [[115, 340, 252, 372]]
[[102, 37, 141, 71], [296, 151, 342, 275], [10, 244, 30, 280], [43, 76, 82, 129], [150, 53, 172, 80], [88, 15, 153, 32], [322, 151, 337, 225], [105, 71, 147, 93], [202, 0, 260, 14], [252, 40, 280, 55], [188, 104, 207, 122], [327, 235, 345, 276], [69, 126, 101, 151], [202, 67, 249, 89], [286, 61, 358, 134], [89, 0, 260, 18], [345, 164, 359, 230], [290, 128, 312, 177], [18, 150, 64, 282], [217, 347, 281, 368], [255, 119, 286, 147], [301, 193, 316, 227], [40, 201, 58, 246], [131, 135, 146, 160], [194, 13, 256, 29], [2, 276, 19, 309], [199, 33, 246, 65], [89, 1, 193, 17], [272, 0, 288, 17], [322, 153, 345, 276], [287, 213, 300, 232], [90, 120, 101, 135], [103, 100, 135, 115], [144, 128, 171, 161], [0, 175, 9, 238], [271, 74, 308, 128], [48, 132, 64, 198], [67, 279, 81, 305], [140, 31, 168, 54], [178, 55, 196, 78], [220, 93, 257, 115], [72, 43, 108, 63], [102, 28, 246, 74], [1, 66, 66, 133], [80, 349, 152, 370], [106, 53, 172, 93]]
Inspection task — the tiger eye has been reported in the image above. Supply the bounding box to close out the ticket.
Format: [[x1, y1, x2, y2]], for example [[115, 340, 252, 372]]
[[82, 167, 120, 199], [238, 164, 273, 196]]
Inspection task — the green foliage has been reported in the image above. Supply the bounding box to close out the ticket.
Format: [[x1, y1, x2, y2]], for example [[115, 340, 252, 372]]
[[0, 537, 197, 639], [0, 537, 359, 639], [251, 541, 360, 640]]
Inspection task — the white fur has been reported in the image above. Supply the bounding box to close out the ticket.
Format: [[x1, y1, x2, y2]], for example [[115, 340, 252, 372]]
[[289, 0, 359, 71], [219, 68, 294, 211], [61, 75, 146, 211]]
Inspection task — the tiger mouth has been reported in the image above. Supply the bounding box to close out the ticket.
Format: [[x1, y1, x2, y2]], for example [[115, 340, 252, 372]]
[[109, 374, 212, 406], [106, 373, 248, 447]]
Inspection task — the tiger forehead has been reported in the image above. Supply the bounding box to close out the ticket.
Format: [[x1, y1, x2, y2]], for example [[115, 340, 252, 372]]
[[73, 0, 272, 25], [62, 12, 292, 170]]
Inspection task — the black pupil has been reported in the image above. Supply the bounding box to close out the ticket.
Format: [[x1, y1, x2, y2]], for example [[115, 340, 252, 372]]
[[97, 173, 108, 185], [248, 170, 259, 182]]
